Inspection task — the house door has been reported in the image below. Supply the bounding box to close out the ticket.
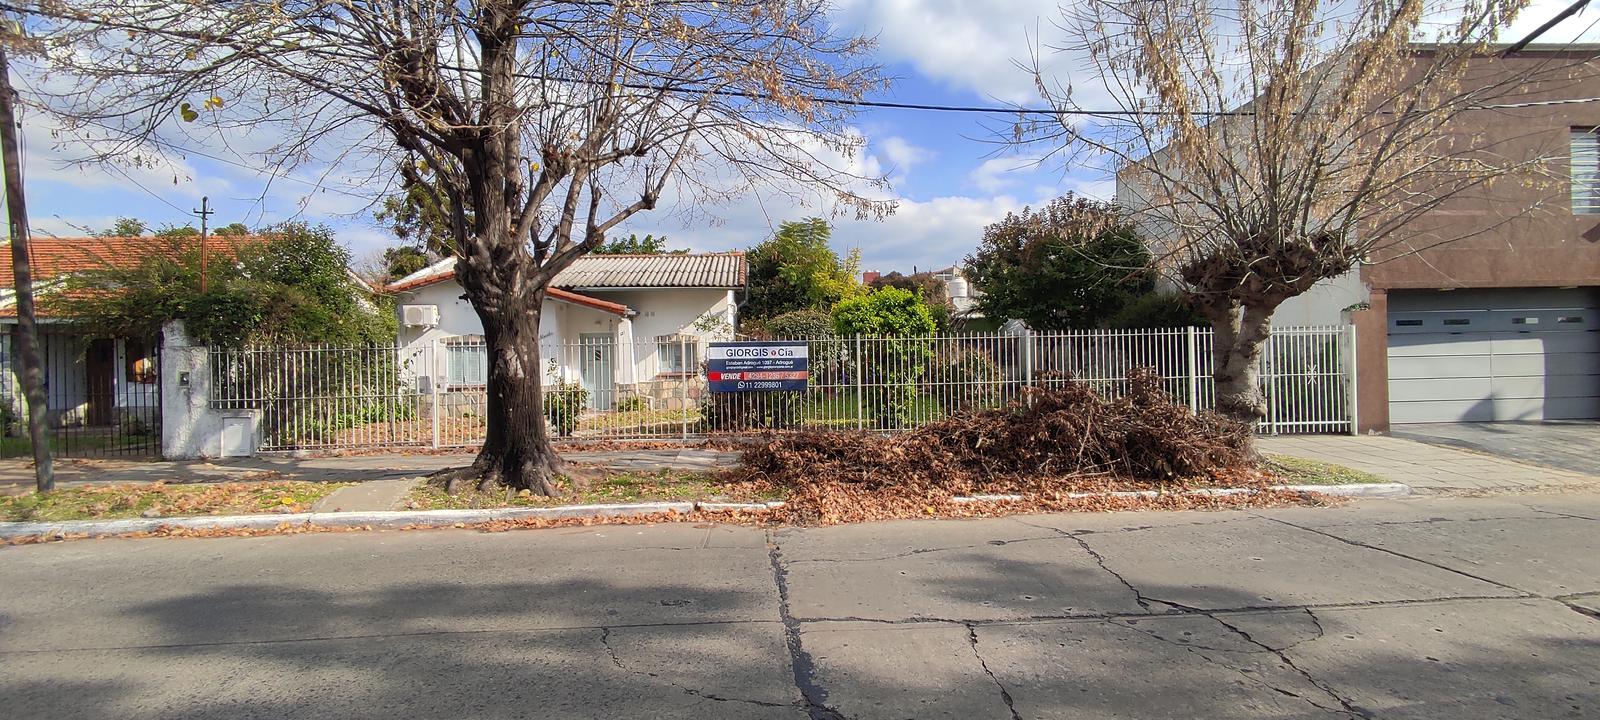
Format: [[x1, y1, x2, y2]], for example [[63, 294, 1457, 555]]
[[578, 333, 615, 411], [85, 338, 116, 426]]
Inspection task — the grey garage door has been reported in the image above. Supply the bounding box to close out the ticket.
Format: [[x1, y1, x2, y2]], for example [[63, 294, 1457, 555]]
[[1388, 288, 1600, 424]]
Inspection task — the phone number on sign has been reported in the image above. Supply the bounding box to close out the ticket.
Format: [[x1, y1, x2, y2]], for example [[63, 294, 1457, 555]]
[[736, 380, 791, 390]]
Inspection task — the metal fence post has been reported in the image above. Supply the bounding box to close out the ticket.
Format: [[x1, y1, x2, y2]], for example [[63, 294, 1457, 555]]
[[1185, 325, 1199, 414], [853, 335, 864, 431], [1346, 324, 1359, 436], [430, 339, 441, 449], [1021, 328, 1035, 387], [680, 335, 689, 439]]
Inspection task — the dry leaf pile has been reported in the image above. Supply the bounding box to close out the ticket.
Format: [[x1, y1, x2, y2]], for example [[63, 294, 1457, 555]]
[[731, 369, 1267, 523]]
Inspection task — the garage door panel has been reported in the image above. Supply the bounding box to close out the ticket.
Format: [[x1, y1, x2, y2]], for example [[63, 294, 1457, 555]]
[[1491, 332, 1600, 355], [1492, 352, 1600, 378], [1390, 399, 1495, 424], [1387, 355, 1491, 380], [1491, 375, 1600, 401], [1387, 333, 1496, 356], [1538, 396, 1600, 420], [1386, 288, 1600, 424], [1389, 377, 1492, 403]]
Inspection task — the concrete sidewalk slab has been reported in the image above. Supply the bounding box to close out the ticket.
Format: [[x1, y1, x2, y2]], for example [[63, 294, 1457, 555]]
[[1391, 421, 1600, 476], [311, 478, 420, 512], [1259, 434, 1600, 495]]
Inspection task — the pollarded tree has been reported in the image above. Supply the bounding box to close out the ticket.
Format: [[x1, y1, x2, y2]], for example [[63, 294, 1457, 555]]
[[17, 0, 892, 493], [1027, 0, 1566, 423]]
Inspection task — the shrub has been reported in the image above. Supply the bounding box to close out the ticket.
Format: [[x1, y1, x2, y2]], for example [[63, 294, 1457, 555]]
[[544, 383, 589, 437], [615, 394, 650, 413], [1107, 292, 1205, 329], [924, 345, 1005, 412], [700, 391, 801, 432], [763, 308, 836, 339], [833, 287, 938, 428]]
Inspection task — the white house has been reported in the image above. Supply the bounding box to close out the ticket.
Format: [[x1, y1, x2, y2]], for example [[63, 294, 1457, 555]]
[[387, 252, 746, 411]]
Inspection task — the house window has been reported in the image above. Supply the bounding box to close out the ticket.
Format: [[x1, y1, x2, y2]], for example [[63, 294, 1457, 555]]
[[1572, 129, 1600, 213], [445, 337, 487, 386], [124, 337, 157, 384], [657, 337, 698, 375]]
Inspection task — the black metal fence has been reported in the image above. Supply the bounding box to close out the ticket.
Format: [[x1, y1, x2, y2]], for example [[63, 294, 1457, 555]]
[[0, 330, 162, 458]]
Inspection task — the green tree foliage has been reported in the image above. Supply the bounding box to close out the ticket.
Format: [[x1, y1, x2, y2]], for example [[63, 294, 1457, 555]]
[[63, 222, 391, 347], [744, 218, 860, 321], [214, 223, 252, 237], [372, 165, 461, 257], [965, 195, 1155, 330], [832, 287, 938, 428], [1106, 292, 1206, 329], [94, 217, 147, 237], [762, 308, 836, 339], [381, 246, 433, 281], [592, 233, 685, 254], [869, 270, 953, 331], [831, 286, 938, 338], [154, 224, 199, 238]]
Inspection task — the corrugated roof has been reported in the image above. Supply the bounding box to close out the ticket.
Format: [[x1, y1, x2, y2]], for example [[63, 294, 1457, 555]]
[[388, 252, 747, 293], [554, 253, 746, 289], [384, 264, 632, 317]]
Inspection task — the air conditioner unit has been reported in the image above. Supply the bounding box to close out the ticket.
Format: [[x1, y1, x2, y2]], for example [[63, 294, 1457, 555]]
[[401, 304, 440, 327]]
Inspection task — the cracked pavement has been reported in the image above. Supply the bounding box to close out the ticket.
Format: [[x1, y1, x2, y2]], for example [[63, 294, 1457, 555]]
[[6, 493, 1600, 718]]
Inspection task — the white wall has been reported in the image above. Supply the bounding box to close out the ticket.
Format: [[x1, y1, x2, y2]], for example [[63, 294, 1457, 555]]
[[1272, 271, 1369, 327], [394, 280, 631, 389], [160, 320, 250, 459], [583, 288, 734, 381]]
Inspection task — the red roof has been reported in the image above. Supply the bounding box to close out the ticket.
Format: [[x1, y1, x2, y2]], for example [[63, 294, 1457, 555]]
[[389, 267, 630, 317], [0, 235, 257, 289]]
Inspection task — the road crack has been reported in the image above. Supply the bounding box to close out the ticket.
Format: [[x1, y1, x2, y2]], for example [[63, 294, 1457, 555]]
[[1258, 515, 1533, 597], [966, 624, 1023, 720], [768, 529, 850, 720], [1207, 614, 1373, 719], [598, 627, 793, 709]]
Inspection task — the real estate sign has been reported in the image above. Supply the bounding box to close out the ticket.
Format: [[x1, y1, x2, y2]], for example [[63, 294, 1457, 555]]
[[706, 341, 809, 392]]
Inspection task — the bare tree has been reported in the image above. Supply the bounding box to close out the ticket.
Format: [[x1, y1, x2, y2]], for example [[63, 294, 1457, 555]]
[[1027, 0, 1571, 423], [13, 0, 892, 493]]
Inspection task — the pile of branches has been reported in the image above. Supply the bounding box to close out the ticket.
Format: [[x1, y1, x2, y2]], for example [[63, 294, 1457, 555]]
[[731, 369, 1257, 521]]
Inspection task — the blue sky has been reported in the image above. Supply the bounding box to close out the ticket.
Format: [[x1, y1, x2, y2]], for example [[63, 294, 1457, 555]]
[[12, 0, 1594, 275]]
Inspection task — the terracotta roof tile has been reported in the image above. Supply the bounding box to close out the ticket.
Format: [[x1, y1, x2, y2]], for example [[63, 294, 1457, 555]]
[[0, 235, 258, 289]]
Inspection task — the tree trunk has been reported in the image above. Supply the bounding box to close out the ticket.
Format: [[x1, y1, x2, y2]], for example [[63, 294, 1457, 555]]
[[1204, 301, 1276, 425], [440, 281, 567, 496]]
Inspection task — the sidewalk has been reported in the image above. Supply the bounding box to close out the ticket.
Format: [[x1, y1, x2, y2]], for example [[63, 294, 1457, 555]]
[[8, 435, 1592, 499], [1258, 434, 1600, 494], [0, 448, 742, 496]]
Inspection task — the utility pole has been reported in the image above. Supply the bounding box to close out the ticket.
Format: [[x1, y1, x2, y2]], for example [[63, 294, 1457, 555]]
[[193, 196, 212, 292], [0, 31, 53, 492]]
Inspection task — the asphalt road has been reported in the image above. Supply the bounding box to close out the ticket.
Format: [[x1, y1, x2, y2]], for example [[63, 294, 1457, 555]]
[[4, 493, 1600, 719]]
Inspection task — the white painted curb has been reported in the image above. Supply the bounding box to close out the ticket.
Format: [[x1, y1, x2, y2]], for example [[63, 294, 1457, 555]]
[[1, 484, 1405, 540], [0, 501, 705, 540], [952, 482, 1411, 503]]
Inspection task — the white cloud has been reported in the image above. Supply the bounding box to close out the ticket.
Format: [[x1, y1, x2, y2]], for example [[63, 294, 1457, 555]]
[[968, 155, 1043, 194], [831, 0, 1065, 104], [878, 136, 934, 180]]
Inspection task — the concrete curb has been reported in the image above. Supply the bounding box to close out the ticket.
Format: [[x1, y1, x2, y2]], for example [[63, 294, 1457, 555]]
[[1, 484, 1407, 540], [953, 482, 1412, 503]]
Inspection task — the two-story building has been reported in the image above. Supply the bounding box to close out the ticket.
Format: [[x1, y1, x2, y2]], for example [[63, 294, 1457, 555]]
[[1120, 45, 1600, 431]]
